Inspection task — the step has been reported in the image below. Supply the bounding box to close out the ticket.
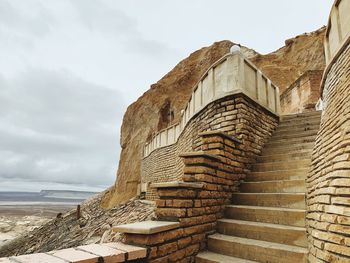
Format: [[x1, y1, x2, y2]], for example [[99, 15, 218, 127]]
[[261, 143, 315, 155], [281, 111, 321, 120], [257, 151, 311, 163], [252, 160, 311, 172], [246, 169, 308, 182], [208, 234, 308, 263], [270, 130, 318, 141], [274, 122, 320, 133], [272, 127, 319, 138], [278, 116, 321, 126], [196, 251, 258, 263], [225, 205, 306, 227], [264, 135, 317, 146], [240, 180, 306, 193], [232, 193, 305, 209], [217, 219, 307, 247]]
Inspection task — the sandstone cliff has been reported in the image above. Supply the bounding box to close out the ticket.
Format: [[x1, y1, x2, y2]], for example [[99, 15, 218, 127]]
[[251, 27, 326, 92], [102, 27, 326, 207]]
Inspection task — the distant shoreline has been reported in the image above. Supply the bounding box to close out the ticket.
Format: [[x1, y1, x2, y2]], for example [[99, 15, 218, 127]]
[[0, 203, 77, 217], [0, 201, 80, 206]]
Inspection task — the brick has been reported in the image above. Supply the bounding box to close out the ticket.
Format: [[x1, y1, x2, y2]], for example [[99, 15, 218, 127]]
[[158, 189, 197, 198], [156, 208, 187, 218], [168, 248, 186, 262], [177, 237, 192, 249], [185, 244, 200, 257], [157, 241, 178, 257]]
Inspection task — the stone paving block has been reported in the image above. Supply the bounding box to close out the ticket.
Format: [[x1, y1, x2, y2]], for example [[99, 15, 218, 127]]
[[103, 242, 147, 260], [114, 220, 180, 234], [78, 244, 125, 263], [12, 253, 67, 263], [50, 248, 99, 263]]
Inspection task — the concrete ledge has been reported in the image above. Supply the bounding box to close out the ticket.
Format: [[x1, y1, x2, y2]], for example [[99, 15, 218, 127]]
[[179, 151, 221, 161], [77, 244, 125, 262], [113, 220, 180, 234], [198, 130, 242, 144], [103, 243, 147, 260], [151, 181, 204, 189], [0, 242, 147, 263], [11, 253, 67, 263], [49, 248, 100, 262]]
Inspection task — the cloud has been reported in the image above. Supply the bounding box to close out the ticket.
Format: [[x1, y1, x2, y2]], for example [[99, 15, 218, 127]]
[[0, 68, 123, 188], [70, 0, 175, 56], [0, 0, 55, 49]]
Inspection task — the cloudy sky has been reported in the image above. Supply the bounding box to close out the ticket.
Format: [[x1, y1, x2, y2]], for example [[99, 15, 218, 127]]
[[0, 0, 332, 192]]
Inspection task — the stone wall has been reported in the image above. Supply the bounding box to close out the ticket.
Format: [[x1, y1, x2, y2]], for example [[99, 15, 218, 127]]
[[141, 93, 278, 200], [306, 42, 350, 261], [280, 70, 322, 114], [124, 126, 277, 262]]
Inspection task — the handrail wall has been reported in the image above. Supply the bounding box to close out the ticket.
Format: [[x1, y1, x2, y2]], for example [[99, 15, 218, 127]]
[[321, 0, 350, 96], [143, 51, 281, 157]]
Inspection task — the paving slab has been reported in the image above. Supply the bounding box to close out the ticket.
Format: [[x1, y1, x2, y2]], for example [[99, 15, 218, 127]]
[[114, 220, 180, 234], [103, 242, 147, 260], [78, 244, 125, 263], [11, 253, 67, 263], [50, 248, 99, 263]]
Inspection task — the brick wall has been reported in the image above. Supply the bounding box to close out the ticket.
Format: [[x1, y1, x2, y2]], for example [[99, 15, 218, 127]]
[[306, 42, 350, 262], [280, 70, 322, 114], [141, 93, 278, 200], [125, 128, 277, 262]]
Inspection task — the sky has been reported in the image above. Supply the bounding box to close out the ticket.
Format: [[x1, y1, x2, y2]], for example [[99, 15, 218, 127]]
[[0, 0, 333, 192]]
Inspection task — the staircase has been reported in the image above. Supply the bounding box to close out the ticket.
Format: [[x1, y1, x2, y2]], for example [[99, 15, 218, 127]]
[[196, 111, 321, 263]]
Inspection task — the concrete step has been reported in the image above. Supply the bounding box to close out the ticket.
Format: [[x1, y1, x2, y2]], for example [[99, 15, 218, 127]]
[[225, 205, 306, 227], [240, 180, 306, 193], [196, 251, 258, 263], [278, 116, 321, 127], [257, 151, 311, 163], [274, 122, 320, 133], [270, 130, 318, 141], [272, 127, 319, 138], [264, 135, 317, 146], [261, 143, 315, 155], [208, 234, 308, 263], [252, 160, 311, 172], [281, 111, 321, 120], [232, 193, 306, 209], [246, 169, 308, 182], [217, 219, 307, 247]]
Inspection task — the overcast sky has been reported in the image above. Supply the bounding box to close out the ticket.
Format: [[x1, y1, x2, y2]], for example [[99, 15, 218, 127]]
[[0, 0, 333, 192]]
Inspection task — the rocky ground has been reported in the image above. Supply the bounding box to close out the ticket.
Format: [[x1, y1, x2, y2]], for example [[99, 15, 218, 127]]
[[0, 191, 155, 257], [0, 204, 77, 248], [0, 215, 51, 248]]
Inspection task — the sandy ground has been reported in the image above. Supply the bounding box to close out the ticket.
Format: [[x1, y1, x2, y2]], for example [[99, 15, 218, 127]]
[[0, 204, 75, 247]]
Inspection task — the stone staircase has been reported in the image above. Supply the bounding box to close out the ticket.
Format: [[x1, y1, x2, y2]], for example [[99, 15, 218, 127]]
[[196, 111, 321, 263]]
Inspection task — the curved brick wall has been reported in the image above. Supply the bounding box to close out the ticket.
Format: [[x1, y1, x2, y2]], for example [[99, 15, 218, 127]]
[[306, 41, 350, 262], [142, 93, 279, 200]]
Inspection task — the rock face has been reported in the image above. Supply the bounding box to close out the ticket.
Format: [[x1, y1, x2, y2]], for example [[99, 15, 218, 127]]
[[102, 28, 325, 207], [251, 27, 326, 93], [102, 27, 326, 207]]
